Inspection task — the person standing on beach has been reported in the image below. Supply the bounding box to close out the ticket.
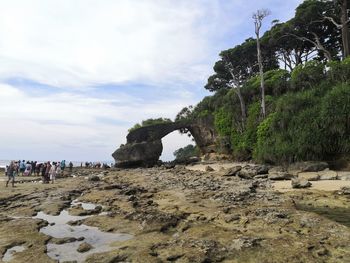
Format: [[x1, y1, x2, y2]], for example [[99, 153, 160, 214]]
[[41, 163, 47, 183], [6, 161, 15, 187], [49, 162, 56, 184], [45, 161, 51, 183], [19, 160, 25, 176], [69, 161, 73, 173], [24, 162, 32, 176], [56, 162, 62, 177]]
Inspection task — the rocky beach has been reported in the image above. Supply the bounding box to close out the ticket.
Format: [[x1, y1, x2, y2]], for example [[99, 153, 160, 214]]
[[1, 162, 350, 263]]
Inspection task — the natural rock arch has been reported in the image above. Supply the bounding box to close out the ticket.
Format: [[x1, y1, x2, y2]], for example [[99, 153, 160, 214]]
[[112, 117, 217, 167]]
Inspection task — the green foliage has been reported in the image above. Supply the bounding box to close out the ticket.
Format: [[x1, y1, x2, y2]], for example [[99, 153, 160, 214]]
[[214, 107, 232, 137], [128, 118, 173, 132], [175, 106, 194, 122], [291, 61, 326, 91], [128, 123, 142, 132], [328, 57, 350, 83], [254, 84, 350, 163], [243, 69, 290, 100], [320, 84, 350, 155], [173, 144, 199, 161]]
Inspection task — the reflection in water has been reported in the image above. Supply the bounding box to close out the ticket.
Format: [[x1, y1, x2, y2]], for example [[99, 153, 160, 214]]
[[71, 200, 98, 210], [33, 200, 132, 263], [3, 245, 26, 262]]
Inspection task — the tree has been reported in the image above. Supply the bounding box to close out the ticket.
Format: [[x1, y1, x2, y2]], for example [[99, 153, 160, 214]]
[[263, 0, 342, 70], [291, 0, 340, 62], [173, 144, 199, 161], [263, 21, 315, 71], [253, 9, 271, 118], [205, 38, 278, 125], [175, 106, 194, 136], [325, 0, 350, 58]]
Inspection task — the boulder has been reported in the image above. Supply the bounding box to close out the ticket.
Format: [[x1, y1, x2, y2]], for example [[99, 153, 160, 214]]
[[256, 165, 269, 175], [77, 242, 93, 253], [205, 166, 215, 172], [113, 140, 163, 168], [269, 172, 293, 180], [288, 161, 329, 175], [338, 171, 350, 181], [88, 175, 100, 182], [318, 170, 338, 180], [338, 187, 350, 195], [291, 178, 312, 188], [298, 172, 320, 181], [300, 161, 329, 172], [222, 166, 242, 176], [237, 166, 257, 179], [268, 167, 293, 180]]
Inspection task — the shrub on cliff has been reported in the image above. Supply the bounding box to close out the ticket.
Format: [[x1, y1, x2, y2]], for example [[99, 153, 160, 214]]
[[253, 84, 350, 164], [291, 61, 326, 91], [128, 118, 173, 132]]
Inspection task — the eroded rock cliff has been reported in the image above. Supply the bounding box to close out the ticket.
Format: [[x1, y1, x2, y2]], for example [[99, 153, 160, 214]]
[[112, 117, 217, 167]]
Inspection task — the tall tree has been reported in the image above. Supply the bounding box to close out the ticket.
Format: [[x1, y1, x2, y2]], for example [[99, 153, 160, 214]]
[[292, 0, 340, 62], [253, 9, 270, 118], [325, 0, 350, 58], [205, 38, 278, 125]]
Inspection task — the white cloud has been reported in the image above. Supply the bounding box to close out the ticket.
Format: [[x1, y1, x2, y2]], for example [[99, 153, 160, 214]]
[[0, 84, 197, 161], [0, 0, 227, 87]]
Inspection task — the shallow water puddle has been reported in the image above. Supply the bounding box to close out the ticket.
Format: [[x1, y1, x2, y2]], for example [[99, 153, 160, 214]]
[[3, 245, 26, 262], [32, 200, 132, 263], [71, 199, 98, 210]]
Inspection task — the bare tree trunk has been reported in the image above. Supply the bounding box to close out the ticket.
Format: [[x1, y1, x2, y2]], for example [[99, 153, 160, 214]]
[[253, 9, 270, 118], [234, 87, 247, 124], [256, 35, 266, 117], [341, 0, 350, 58], [227, 68, 247, 126]]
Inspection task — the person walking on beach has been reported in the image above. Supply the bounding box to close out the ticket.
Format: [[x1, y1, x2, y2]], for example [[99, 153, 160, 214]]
[[6, 161, 16, 187], [49, 162, 57, 184]]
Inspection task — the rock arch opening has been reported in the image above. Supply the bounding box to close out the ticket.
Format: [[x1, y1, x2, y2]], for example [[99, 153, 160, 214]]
[[112, 117, 217, 167], [160, 131, 196, 162]]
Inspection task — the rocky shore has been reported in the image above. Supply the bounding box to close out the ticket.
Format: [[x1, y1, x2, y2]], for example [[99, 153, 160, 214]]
[[0, 162, 350, 262]]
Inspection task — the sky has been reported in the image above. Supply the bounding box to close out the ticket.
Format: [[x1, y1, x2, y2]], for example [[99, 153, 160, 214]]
[[0, 0, 302, 162]]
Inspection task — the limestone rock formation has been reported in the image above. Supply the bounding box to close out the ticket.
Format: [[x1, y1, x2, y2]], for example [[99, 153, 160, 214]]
[[112, 117, 217, 167]]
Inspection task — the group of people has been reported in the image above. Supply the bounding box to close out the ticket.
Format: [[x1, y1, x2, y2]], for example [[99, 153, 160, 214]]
[[5, 160, 74, 187]]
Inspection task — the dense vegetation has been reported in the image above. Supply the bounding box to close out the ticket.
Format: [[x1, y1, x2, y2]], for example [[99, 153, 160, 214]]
[[173, 144, 199, 162], [178, 0, 350, 164]]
